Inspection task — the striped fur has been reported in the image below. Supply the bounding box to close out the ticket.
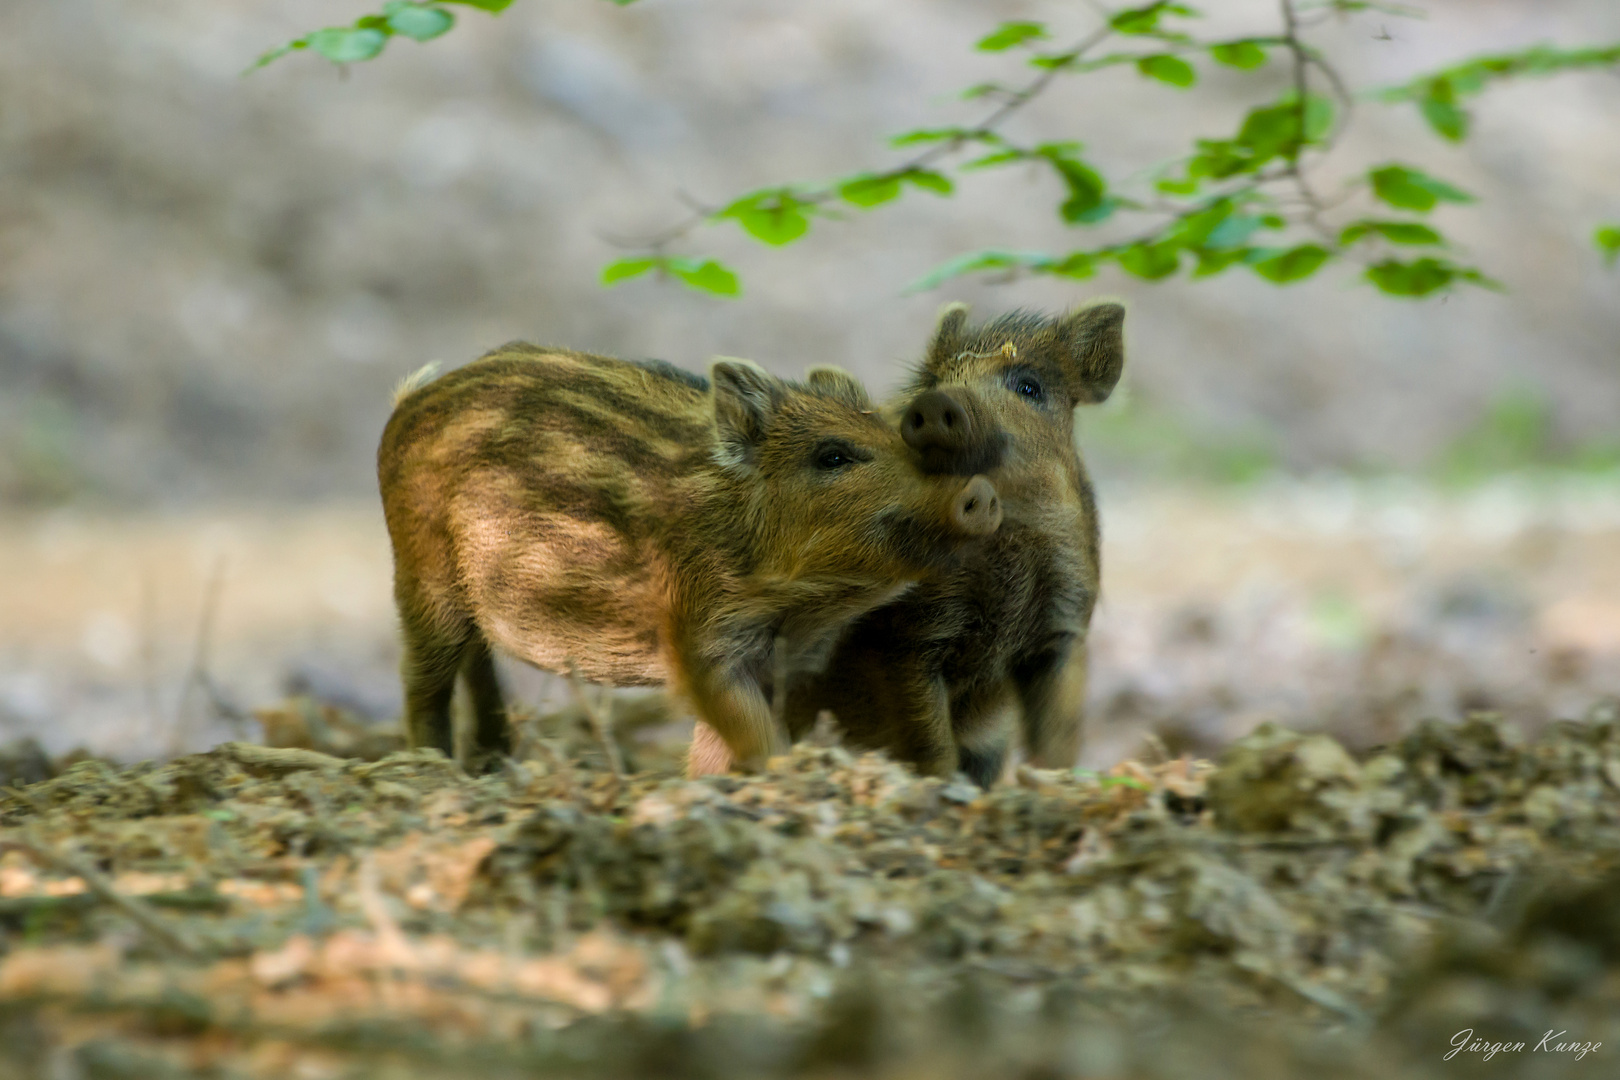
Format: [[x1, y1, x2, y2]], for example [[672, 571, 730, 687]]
[[377, 342, 1003, 774], [783, 303, 1126, 785]]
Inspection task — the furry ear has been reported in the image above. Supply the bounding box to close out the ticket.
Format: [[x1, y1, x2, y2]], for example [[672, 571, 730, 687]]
[[923, 302, 970, 370], [804, 365, 871, 409], [1058, 302, 1125, 405], [710, 358, 784, 471]]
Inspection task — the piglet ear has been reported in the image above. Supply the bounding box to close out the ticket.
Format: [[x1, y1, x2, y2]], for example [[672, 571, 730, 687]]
[[805, 365, 871, 409], [1058, 302, 1125, 405], [923, 302, 971, 371], [710, 358, 784, 471]]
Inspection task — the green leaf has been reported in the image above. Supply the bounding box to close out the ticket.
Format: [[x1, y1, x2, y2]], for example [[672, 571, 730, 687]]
[[889, 128, 968, 148], [1365, 257, 1498, 297], [1369, 165, 1474, 212], [1029, 53, 1082, 71], [1236, 103, 1300, 159], [977, 21, 1047, 51], [839, 174, 903, 207], [1249, 244, 1331, 284], [1111, 2, 1200, 36], [1378, 43, 1620, 135], [1327, 1, 1424, 13], [1302, 93, 1335, 142], [1204, 213, 1266, 249], [1417, 78, 1469, 141], [248, 0, 521, 72], [1227, 94, 1333, 165], [837, 169, 951, 209], [310, 27, 390, 63], [1420, 97, 1469, 141], [249, 38, 309, 71], [384, 3, 455, 42], [1597, 225, 1620, 267], [1069, 197, 1120, 225], [669, 259, 740, 297], [1192, 247, 1252, 277], [718, 191, 813, 246], [1339, 220, 1443, 246], [963, 149, 1026, 171], [908, 250, 1064, 291], [1365, 257, 1454, 296], [1137, 54, 1197, 87], [1037, 145, 1107, 224], [1168, 200, 1234, 246], [903, 169, 954, 196], [1048, 252, 1100, 280], [600, 258, 659, 285], [600, 257, 740, 296], [1117, 243, 1180, 280], [1210, 41, 1266, 69]]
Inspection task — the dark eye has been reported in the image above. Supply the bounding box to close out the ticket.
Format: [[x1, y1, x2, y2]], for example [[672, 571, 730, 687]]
[[1014, 376, 1044, 402], [811, 439, 871, 472], [816, 450, 851, 470]]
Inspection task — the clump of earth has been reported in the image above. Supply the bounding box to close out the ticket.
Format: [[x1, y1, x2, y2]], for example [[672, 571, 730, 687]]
[[2, 695, 1619, 1079]]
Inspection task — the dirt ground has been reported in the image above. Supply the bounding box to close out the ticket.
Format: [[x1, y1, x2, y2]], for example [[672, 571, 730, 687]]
[[2, 697, 1620, 1077]]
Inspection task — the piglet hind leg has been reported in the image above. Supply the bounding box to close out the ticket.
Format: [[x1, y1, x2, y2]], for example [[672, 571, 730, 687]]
[[398, 609, 471, 758], [462, 632, 511, 761]]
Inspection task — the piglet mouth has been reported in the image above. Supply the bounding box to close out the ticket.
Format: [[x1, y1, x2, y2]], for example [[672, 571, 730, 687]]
[[870, 473, 1003, 573]]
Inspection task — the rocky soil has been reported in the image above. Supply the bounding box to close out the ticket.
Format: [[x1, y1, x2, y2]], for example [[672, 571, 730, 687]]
[[3, 695, 1620, 1078]]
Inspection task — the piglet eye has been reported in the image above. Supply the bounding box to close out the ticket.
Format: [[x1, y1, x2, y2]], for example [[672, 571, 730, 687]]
[[1015, 377, 1044, 402], [816, 449, 853, 470]]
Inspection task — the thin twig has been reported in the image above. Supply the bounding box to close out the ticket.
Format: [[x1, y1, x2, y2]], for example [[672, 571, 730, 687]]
[[604, 18, 1119, 253], [139, 569, 161, 739], [1280, 0, 1339, 246], [565, 662, 625, 778], [171, 554, 230, 756], [0, 837, 198, 957]]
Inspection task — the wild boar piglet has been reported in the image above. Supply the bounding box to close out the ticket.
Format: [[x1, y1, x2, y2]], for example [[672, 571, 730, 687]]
[[378, 343, 1003, 774], [785, 303, 1125, 785]]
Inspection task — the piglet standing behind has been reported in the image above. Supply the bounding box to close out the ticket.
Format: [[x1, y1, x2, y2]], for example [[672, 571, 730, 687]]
[[378, 344, 1003, 774], [786, 304, 1125, 785]]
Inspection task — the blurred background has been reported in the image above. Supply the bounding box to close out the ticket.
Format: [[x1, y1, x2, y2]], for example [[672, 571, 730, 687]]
[[0, 0, 1616, 767]]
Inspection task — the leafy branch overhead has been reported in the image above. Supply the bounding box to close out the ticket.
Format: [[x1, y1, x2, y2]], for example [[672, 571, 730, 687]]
[[256, 1, 1619, 299], [250, 0, 519, 69]]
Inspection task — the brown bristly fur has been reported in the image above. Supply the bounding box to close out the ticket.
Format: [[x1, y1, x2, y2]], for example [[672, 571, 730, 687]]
[[377, 343, 1003, 775], [784, 302, 1125, 786]]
